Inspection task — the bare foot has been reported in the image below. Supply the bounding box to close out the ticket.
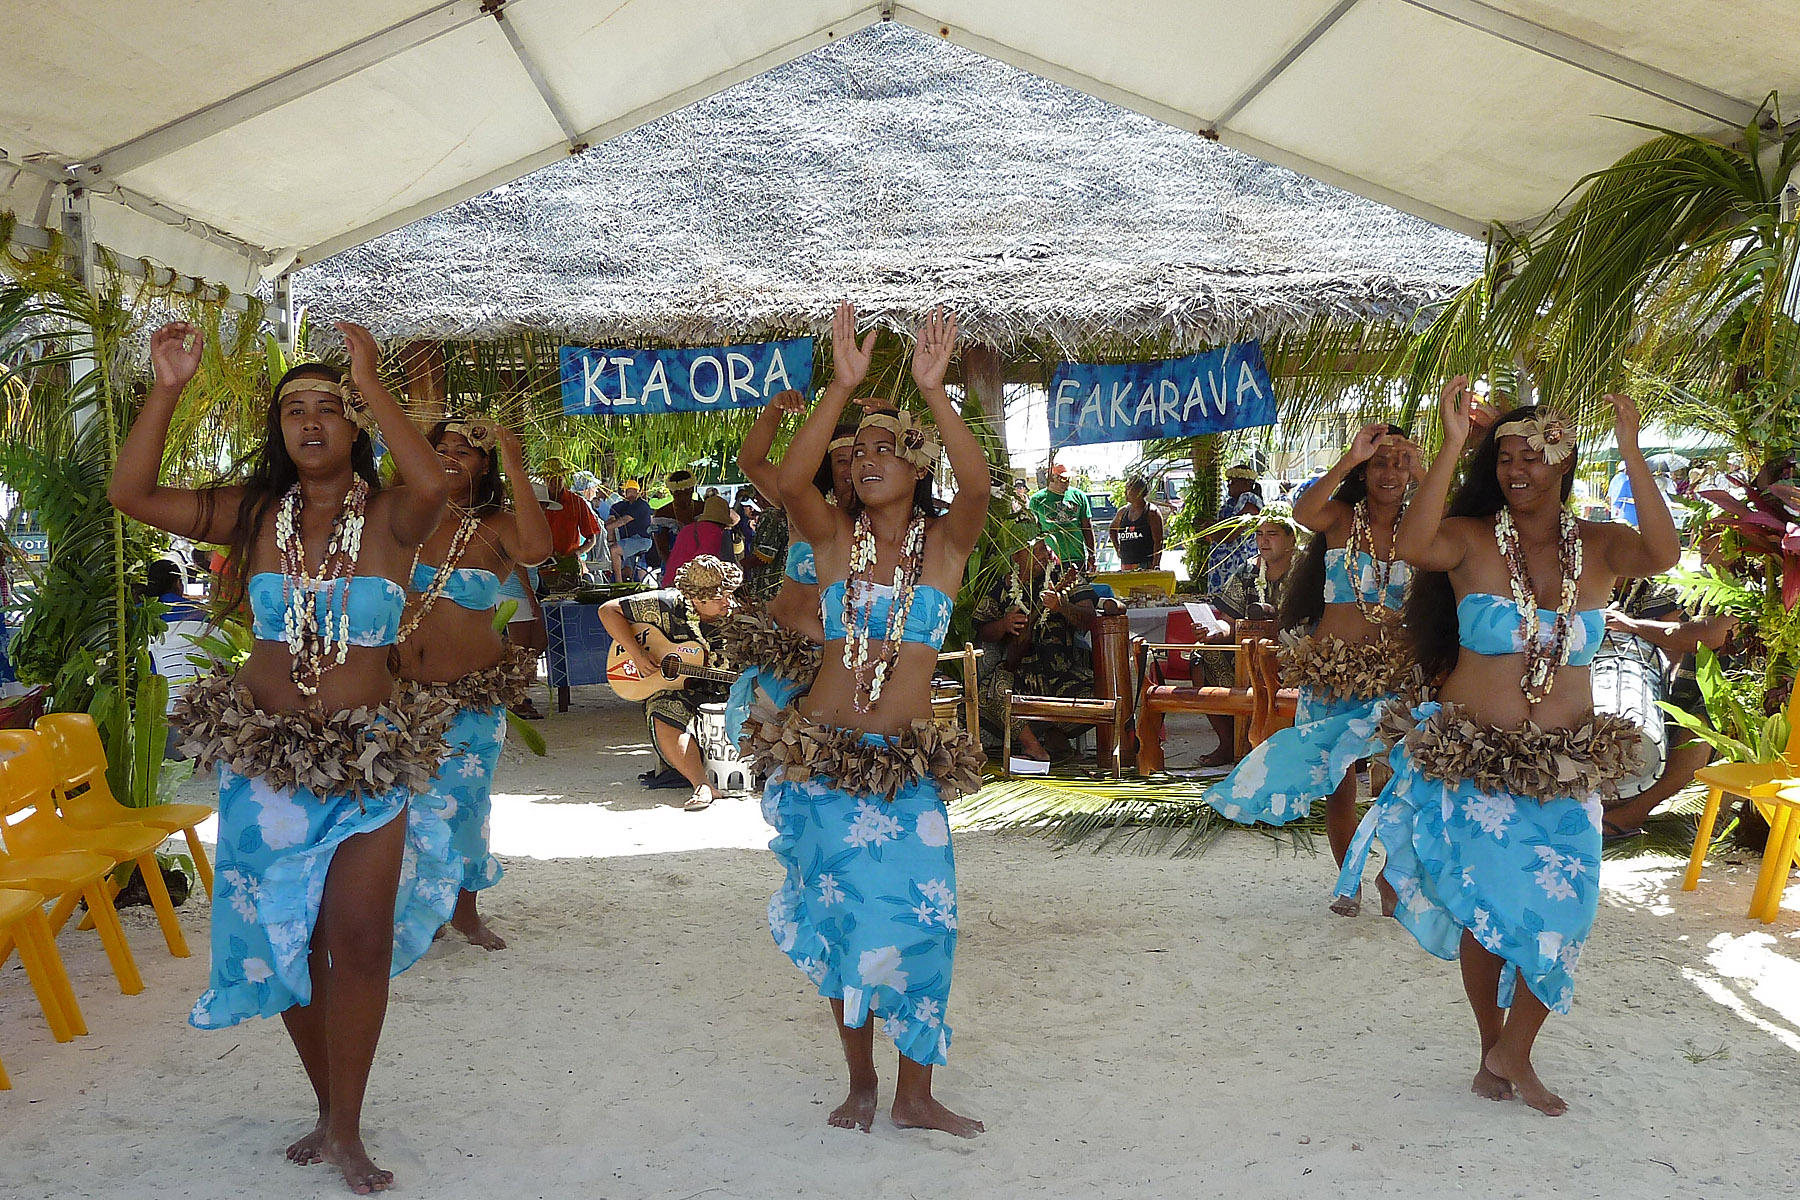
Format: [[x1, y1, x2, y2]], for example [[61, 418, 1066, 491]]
[[1015, 732, 1051, 762], [1471, 1063, 1515, 1101], [323, 1135, 394, 1194], [1329, 889, 1361, 917], [891, 1094, 985, 1138], [450, 912, 507, 951], [1198, 748, 1235, 768], [1484, 1047, 1567, 1116], [828, 1085, 878, 1132], [1377, 874, 1398, 918], [285, 1119, 327, 1165]]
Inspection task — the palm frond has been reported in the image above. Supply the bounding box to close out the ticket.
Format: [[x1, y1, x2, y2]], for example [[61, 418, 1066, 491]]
[[954, 774, 1321, 858]]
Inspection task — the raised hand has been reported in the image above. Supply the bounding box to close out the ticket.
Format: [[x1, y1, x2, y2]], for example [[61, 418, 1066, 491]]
[[771, 388, 807, 415], [1389, 434, 1427, 482], [1347, 422, 1389, 464], [910, 307, 958, 392], [1439, 375, 1476, 445], [149, 321, 203, 391], [493, 423, 524, 460], [1607, 392, 1641, 450], [336, 321, 382, 387], [831, 302, 877, 389]]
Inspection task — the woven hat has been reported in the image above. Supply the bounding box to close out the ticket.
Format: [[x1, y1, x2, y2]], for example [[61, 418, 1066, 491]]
[[699, 494, 732, 525], [667, 469, 697, 490], [673, 555, 742, 601], [541, 456, 571, 476]]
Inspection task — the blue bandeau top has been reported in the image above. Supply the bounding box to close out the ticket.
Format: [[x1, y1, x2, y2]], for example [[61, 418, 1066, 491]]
[[820, 579, 955, 649], [1322, 548, 1411, 611], [248, 573, 405, 647], [410, 562, 501, 611], [1457, 592, 1605, 666], [784, 540, 818, 586]]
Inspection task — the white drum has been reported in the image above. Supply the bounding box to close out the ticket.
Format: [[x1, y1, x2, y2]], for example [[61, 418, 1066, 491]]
[[1590, 631, 1668, 800], [697, 702, 752, 793]]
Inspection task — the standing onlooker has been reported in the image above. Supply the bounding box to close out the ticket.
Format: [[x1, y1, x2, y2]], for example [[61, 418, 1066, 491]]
[[540, 456, 599, 590], [605, 479, 655, 581], [1109, 476, 1165, 570], [651, 469, 700, 565], [1028, 463, 1095, 573]]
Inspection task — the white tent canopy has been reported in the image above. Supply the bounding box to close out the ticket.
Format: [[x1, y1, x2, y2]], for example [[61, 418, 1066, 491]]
[[4, 0, 1794, 296]]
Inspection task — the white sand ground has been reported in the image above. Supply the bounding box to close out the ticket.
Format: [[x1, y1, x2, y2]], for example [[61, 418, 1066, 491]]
[[3, 686, 1798, 1200]]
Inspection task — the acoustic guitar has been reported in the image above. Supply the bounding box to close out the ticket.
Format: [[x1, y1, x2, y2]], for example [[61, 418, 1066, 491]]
[[606, 624, 739, 702]]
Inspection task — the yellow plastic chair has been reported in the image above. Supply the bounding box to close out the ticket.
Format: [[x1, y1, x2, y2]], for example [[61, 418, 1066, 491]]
[[1744, 783, 1800, 923], [0, 846, 143, 996], [0, 730, 189, 958], [1682, 686, 1800, 921], [35, 712, 214, 898], [0, 886, 87, 1089]]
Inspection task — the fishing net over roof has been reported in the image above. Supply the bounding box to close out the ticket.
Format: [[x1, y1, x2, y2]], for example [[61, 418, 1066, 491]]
[[297, 23, 1480, 356]]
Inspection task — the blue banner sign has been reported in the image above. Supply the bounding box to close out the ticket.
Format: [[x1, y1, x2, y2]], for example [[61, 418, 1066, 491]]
[[560, 337, 814, 416], [1048, 341, 1276, 447]]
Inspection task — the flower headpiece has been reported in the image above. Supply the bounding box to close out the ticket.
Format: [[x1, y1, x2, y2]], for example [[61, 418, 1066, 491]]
[[856, 410, 941, 471], [673, 555, 743, 602], [276, 376, 376, 434], [1492, 408, 1575, 464], [1226, 464, 1258, 481], [1255, 505, 1304, 537], [440, 416, 498, 452]]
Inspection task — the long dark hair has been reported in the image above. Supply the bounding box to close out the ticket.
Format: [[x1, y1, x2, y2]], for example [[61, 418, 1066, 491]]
[[206, 362, 380, 615], [1279, 424, 1406, 631], [1404, 404, 1580, 683], [426, 418, 505, 514], [813, 421, 859, 501]]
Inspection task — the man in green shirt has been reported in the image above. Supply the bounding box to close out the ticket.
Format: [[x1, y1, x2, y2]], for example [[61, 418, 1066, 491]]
[[1027, 462, 1095, 572]]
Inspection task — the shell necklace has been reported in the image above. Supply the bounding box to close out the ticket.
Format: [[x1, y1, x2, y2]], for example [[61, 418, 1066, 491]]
[[396, 507, 485, 645], [1348, 498, 1406, 624], [275, 477, 370, 696], [841, 511, 927, 713], [1494, 506, 1584, 705]]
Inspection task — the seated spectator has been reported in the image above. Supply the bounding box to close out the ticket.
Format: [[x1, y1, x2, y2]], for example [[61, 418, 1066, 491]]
[[1203, 465, 1264, 591], [971, 537, 1098, 763], [651, 469, 700, 564], [1191, 511, 1302, 766], [663, 494, 737, 580], [605, 480, 655, 581]]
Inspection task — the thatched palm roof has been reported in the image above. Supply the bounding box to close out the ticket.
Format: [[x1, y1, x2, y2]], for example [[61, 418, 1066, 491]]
[[296, 22, 1482, 355]]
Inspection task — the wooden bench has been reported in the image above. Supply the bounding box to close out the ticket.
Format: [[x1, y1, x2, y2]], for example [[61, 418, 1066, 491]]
[[1134, 633, 1260, 774]]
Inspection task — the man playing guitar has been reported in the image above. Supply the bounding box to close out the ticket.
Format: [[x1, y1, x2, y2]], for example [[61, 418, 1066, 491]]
[[971, 536, 1097, 763], [598, 555, 741, 810]]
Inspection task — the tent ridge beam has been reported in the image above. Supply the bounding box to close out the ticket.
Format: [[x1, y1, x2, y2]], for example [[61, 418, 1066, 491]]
[[1209, 0, 1363, 131], [294, 6, 890, 266], [1397, 0, 1760, 127], [891, 7, 1489, 238], [487, 1, 586, 149], [87, 0, 490, 180]]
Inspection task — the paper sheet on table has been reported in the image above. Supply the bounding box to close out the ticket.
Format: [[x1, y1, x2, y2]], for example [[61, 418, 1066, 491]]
[[1184, 602, 1230, 638]]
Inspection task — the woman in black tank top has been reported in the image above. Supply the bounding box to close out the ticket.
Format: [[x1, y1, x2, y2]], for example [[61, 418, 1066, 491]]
[[1110, 476, 1163, 568]]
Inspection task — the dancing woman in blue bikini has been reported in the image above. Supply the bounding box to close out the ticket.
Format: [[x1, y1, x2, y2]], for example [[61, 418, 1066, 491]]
[[393, 417, 552, 950], [1336, 378, 1677, 1115], [111, 320, 454, 1192], [741, 303, 987, 1137], [1203, 424, 1425, 915], [721, 391, 858, 745]]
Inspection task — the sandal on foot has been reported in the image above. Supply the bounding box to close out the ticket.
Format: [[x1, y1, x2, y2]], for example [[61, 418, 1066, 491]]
[[683, 789, 715, 812], [1602, 819, 1644, 843]]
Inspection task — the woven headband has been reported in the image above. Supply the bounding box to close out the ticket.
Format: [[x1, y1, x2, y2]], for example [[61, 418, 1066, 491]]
[[828, 435, 856, 452], [1492, 409, 1575, 464], [275, 376, 375, 433], [856, 410, 941, 471], [440, 417, 498, 452]]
